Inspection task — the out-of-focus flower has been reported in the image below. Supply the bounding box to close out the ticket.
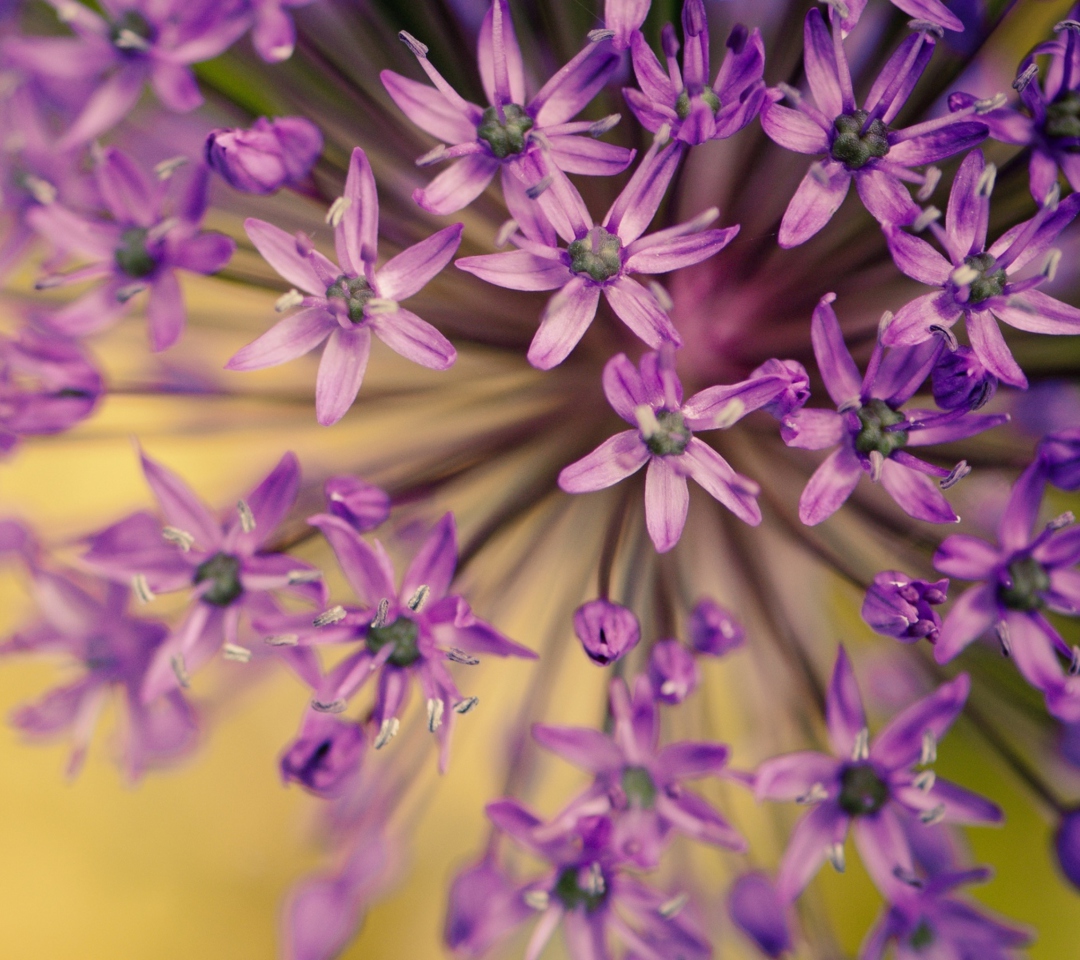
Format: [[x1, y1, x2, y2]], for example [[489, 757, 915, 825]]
[[727, 871, 792, 959], [249, 0, 318, 63], [1056, 807, 1080, 890], [1040, 428, 1080, 490], [862, 570, 949, 643], [323, 476, 391, 533], [205, 116, 322, 194], [604, 0, 649, 50], [280, 709, 365, 798], [572, 598, 640, 665], [688, 597, 745, 656], [647, 638, 699, 703]]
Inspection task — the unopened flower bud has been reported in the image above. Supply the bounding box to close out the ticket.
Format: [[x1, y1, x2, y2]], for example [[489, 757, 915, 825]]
[[205, 117, 323, 195], [727, 872, 792, 958], [325, 476, 391, 532], [749, 359, 810, 419], [932, 346, 998, 411], [280, 712, 365, 798], [1056, 808, 1080, 890], [689, 598, 745, 656], [572, 599, 640, 665], [862, 571, 948, 643], [1039, 428, 1080, 491], [648, 639, 700, 705]]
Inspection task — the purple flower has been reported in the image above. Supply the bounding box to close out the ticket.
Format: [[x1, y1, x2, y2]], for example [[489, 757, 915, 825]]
[[688, 597, 745, 656], [249, 0, 318, 63], [82, 449, 325, 702], [884, 150, 1080, 388], [260, 511, 535, 771], [559, 348, 792, 552], [862, 570, 949, 643], [573, 597, 641, 665], [1, 566, 197, 780], [932, 460, 1080, 720], [751, 358, 810, 419], [445, 858, 533, 956], [205, 116, 322, 194], [280, 709, 365, 798], [755, 647, 1001, 902], [781, 294, 1007, 526], [5, 0, 251, 147], [648, 639, 700, 704], [727, 872, 792, 959], [323, 476, 391, 532], [761, 9, 988, 247], [533, 674, 744, 868], [0, 327, 103, 456], [227, 148, 462, 424], [623, 1, 766, 147], [931, 345, 998, 411], [1039, 427, 1080, 490], [29, 148, 235, 352], [457, 140, 736, 368], [604, 0, 649, 51], [1056, 807, 1080, 890], [381, 0, 632, 215]]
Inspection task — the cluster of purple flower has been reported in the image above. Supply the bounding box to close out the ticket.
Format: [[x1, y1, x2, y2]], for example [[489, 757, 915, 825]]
[[0, 0, 1079, 956]]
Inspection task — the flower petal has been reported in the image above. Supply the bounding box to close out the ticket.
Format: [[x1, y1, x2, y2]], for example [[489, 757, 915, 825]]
[[558, 430, 649, 493], [603, 276, 681, 349], [884, 227, 952, 285], [778, 161, 850, 248], [531, 723, 624, 773], [414, 155, 499, 216], [934, 584, 997, 662], [754, 751, 838, 801], [645, 456, 689, 552], [369, 307, 456, 370], [932, 535, 1000, 580], [315, 327, 372, 426], [456, 250, 571, 291], [601, 353, 648, 423], [966, 308, 1026, 388], [780, 408, 845, 451], [681, 438, 761, 526], [826, 646, 866, 757], [855, 168, 918, 227], [871, 673, 970, 769], [379, 69, 476, 145], [244, 218, 324, 295], [308, 513, 396, 606], [376, 224, 463, 301], [776, 803, 848, 902], [226, 307, 333, 371], [994, 290, 1080, 335], [147, 271, 186, 353], [402, 513, 457, 601], [139, 450, 221, 550], [883, 291, 960, 347], [527, 276, 601, 369], [337, 148, 379, 273], [799, 445, 863, 526], [879, 458, 958, 524], [623, 226, 738, 275], [811, 295, 862, 407]]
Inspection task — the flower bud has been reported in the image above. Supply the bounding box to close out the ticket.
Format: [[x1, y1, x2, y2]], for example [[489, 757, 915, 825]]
[[728, 872, 792, 958], [325, 476, 391, 532], [931, 346, 997, 411], [1039, 428, 1080, 491], [573, 599, 640, 665], [750, 358, 810, 418], [648, 639, 699, 704], [862, 571, 948, 643], [1055, 807, 1080, 890], [205, 116, 322, 194], [280, 711, 365, 798], [689, 598, 745, 656]]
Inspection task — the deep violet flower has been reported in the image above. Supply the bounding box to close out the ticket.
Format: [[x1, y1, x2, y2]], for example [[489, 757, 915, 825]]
[[861, 570, 949, 643], [205, 116, 323, 194], [932, 459, 1080, 720], [780, 294, 1008, 526], [573, 598, 641, 665], [81, 449, 325, 702], [0, 566, 196, 780], [256, 512, 535, 772], [931, 345, 998, 411], [381, 0, 632, 215], [755, 647, 1001, 902], [688, 598, 745, 656], [457, 140, 734, 369], [623, 0, 766, 147], [280, 709, 365, 798], [559, 348, 791, 552], [323, 476, 391, 533], [727, 872, 792, 959], [884, 150, 1080, 388], [248, 0, 318, 63], [3, 0, 251, 148], [28, 148, 235, 352], [532, 674, 743, 869], [760, 9, 988, 247], [227, 147, 462, 424]]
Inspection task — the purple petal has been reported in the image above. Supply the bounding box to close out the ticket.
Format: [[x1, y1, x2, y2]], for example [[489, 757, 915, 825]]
[[315, 327, 371, 426], [531, 723, 624, 773], [402, 513, 457, 601], [601, 353, 648, 423], [885, 228, 952, 285], [562, 911, 606, 960], [776, 803, 848, 902], [629, 31, 674, 103], [883, 292, 960, 347], [683, 374, 791, 431], [558, 430, 649, 493], [379, 70, 475, 145], [368, 307, 456, 370], [604, 140, 682, 244], [681, 438, 761, 525], [1007, 611, 1069, 696], [799, 445, 863, 526], [532, 40, 619, 128], [780, 408, 845, 451], [872, 673, 970, 769], [171, 233, 235, 275], [232, 452, 300, 553], [139, 450, 221, 549], [414, 155, 499, 216], [337, 148, 379, 273], [57, 68, 146, 149], [887, 123, 989, 166], [603, 276, 681, 349], [244, 219, 324, 295], [855, 168, 918, 227], [967, 309, 1025, 388], [456, 251, 571, 291], [655, 741, 729, 781], [933, 535, 1000, 580], [150, 61, 202, 113], [827, 646, 867, 758], [226, 307, 332, 371], [754, 751, 838, 801], [994, 290, 1080, 335], [623, 226, 738, 275], [527, 276, 601, 369], [879, 458, 958, 524], [898, 776, 1002, 825], [760, 102, 830, 154], [811, 295, 862, 407], [96, 148, 158, 228], [778, 161, 850, 248], [852, 807, 914, 898], [26, 204, 119, 260], [501, 164, 558, 246], [803, 8, 844, 117], [544, 135, 635, 176], [656, 788, 746, 850], [46, 281, 129, 338], [934, 584, 996, 662], [946, 150, 988, 258], [644, 456, 689, 552], [478, 0, 527, 107], [147, 272, 186, 353], [308, 513, 396, 606], [728, 873, 792, 959], [893, 0, 963, 29]]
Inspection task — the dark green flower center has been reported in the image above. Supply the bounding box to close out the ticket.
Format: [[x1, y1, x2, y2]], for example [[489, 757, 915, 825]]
[[115, 228, 159, 279], [908, 919, 935, 951], [959, 253, 1006, 304], [621, 765, 657, 809], [675, 87, 721, 120], [553, 865, 608, 913], [643, 409, 692, 457], [998, 555, 1050, 611], [366, 615, 421, 667], [194, 553, 244, 607], [326, 275, 374, 323], [831, 110, 890, 170], [109, 11, 155, 50], [837, 761, 889, 816], [567, 227, 622, 283], [477, 103, 534, 159], [1045, 90, 1080, 144], [854, 398, 908, 457]]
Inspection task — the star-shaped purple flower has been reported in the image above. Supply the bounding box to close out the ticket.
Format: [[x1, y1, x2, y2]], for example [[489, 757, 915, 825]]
[[884, 150, 1080, 388], [227, 147, 462, 425], [761, 8, 988, 247], [781, 294, 1007, 526], [755, 647, 1001, 903], [559, 348, 792, 552], [381, 0, 632, 215]]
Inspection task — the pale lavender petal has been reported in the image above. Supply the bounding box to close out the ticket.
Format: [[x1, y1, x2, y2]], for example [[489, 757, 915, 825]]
[[799, 445, 863, 526], [998, 460, 1046, 553], [933, 535, 999, 580], [150, 61, 202, 113], [994, 290, 1080, 335], [780, 408, 845, 451], [226, 307, 333, 371], [827, 646, 867, 757], [683, 374, 790, 430], [232, 451, 300, 553], [527, 276, 601, 369], [26, 205, 118, 260], [879, 458, 958, 524], [885, 228, 952, 285], [147, 272, 186, 353], [803, 8, 844, 118], [883, 292, 960, 347], [760, 103, 830, 154], [1031, 149, 1061, 204], [57, 68, 146, 149], [967, 309, 1026, 388], [380, 70, 475, 145], [337, 148, 379, 273], [96, 148, 157, 227], [945, 149, 987, 258], [478, 0, 527, 107], [852, 807, 914, 897], [501, 164, 557, 246], [811, 295, 862, 406], [244, 218, 324, 295], [623, 226, 738, 275], [368, 307, 456, 370], [754, 751, 838, 801], [558, 430, 649, 492], [655, 741, 729, 780], [645, 456, 689, 552], [532, 39, 619, 127], [561, 911, 606, 960], [855, 168, 918, 227], [601, 353, 648, 423], [456, 251, 571, 291], [657, 789, 746, 850], [308, 513, 396, 605], [934, 584, 996, 662], [531, 723, 624, 773], [603, 276, 681, 349], [139, 450, 220, 549], [604, 140, 682, 244], [681, 438, 761, 525], [171, 233, 235, 275], [776, 803, 848, 902], [402, 513, 457, 601], [872, 673, 970, 769], [544, 135, 634, 176], [414, 155, 499, 216], [315, 327, 371, 426], [778, 161, 850, 248]]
